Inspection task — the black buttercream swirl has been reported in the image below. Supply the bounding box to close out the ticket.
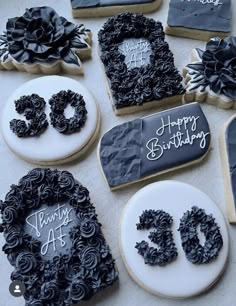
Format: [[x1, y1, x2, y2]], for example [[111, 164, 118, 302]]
[[135, 210, 178, 266], [186, 36, 236, 99], [69, 279, 91, 302], [10, 94, 48, 137], [0, 168, 118, 306], [41, 281, 59, 300], [178, 206, 223, 264], [16, 252, 37, 274], [49, 90, 87, 134], [0, 6, 91, 66], [98, 12, 185, 109]]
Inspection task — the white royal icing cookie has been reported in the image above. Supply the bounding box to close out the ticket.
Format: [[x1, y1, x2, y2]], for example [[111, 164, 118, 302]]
[[119, 181, 229, 298], [1, 76, 100, 165]]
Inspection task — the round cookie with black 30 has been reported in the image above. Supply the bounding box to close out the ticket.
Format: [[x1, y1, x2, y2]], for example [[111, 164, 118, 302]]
[[0, 168, 118, 306], [119, 181, 228, 298], [1, 76, 100, 165]]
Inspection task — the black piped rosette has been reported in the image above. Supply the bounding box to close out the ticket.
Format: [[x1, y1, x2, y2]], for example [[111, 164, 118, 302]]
[[98, 12, 185, 109], [10, 94, 48, 137], [0, 6, 91, 66], [135, 210, 178, 266], [49, 90, 87, 134], [186, 36, 236, 99], [0, 168, 118, 306], [178, 206, 223, 264]]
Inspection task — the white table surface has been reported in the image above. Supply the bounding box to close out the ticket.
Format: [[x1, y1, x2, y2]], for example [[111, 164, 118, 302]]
[[0, 1, 236, 306]]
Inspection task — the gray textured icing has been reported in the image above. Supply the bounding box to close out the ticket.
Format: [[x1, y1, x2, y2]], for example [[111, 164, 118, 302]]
[[100, 119, 142, 187], [226, 118, 236, 209], [167, 0, 231, 32], [99, 103, 210, 188], [71, 0, 155, 9], [25, 203, 78, 260], [118, 38, 152, 69]]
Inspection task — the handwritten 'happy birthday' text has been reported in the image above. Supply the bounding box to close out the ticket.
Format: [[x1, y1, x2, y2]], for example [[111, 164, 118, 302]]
[[146, 115, 210, 161]]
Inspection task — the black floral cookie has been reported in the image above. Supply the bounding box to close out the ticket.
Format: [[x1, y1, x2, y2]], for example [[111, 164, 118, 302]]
[[98, 12, 185, 115], [0, 6, 92, 74], [0, 168, 118, 306], [183, 36, 236, 108]]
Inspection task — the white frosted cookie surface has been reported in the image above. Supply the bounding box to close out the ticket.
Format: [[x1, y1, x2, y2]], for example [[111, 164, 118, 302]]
[[119, 181, 229, 298], [1, 76, 99, 164]]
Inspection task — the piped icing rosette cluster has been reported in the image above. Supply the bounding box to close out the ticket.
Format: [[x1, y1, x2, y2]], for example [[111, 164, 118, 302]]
[[49, 90, 87, 134], [0, 168, 118, 306], [179, 206, 223, 264], [135, 210, 178, 266], [183, 36, 236, 108], [10, 94, 48, 137], [0, 6, 92, 74]]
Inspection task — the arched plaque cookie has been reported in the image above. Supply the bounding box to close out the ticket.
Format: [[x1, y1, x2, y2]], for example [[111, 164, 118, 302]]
[[220, 115, 236, 223], [71, 0, 162, 18], [165, 0, 231, 41], [1, 76, 100, 165], [0, 6, 92, 74], [98, 103, 211, 190], [183, 37, 236, 109], [98, 13, 185, 115], [0, 168, 118, 306], [119, 181, 228, 298]]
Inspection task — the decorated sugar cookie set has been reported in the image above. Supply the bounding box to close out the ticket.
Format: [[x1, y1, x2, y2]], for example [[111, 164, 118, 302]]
[[0, 2, 235, 306]]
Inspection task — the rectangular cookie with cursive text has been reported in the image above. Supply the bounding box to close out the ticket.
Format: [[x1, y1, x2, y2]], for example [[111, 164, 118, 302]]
[[98, 103, 211, 190], [165, 0, 231, 41]]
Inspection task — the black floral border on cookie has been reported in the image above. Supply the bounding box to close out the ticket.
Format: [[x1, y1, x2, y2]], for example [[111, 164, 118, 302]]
[[0, 168, 118, 306], [98, 12, 185, 110]]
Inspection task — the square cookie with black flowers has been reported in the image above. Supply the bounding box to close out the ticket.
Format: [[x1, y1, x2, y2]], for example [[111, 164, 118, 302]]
[[98, 13, 185, 115]]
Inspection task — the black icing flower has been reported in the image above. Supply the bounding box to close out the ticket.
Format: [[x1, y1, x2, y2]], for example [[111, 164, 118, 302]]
[[80, 218, 99, 239], [41, 281, 59, 300], [187, 36, 236, 99], [25, 299, 43, 306], [70, 279, 91, 302], [5, 6, 89, 65], [2, 206, 18, 224], [58, 171, 75, 190], [16, 252, 37, 274], [80, 246, 100, 270]]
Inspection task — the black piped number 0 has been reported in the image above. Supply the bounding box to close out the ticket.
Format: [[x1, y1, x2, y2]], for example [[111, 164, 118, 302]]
[[135, 207, 223, 266]]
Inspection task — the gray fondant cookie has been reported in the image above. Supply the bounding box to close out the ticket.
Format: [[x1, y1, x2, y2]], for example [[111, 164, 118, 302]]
[[220, 115, 236, 223], [98, 103, 211, 190], [165, 0, 231, 41], [71, 0, 162, 18]]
